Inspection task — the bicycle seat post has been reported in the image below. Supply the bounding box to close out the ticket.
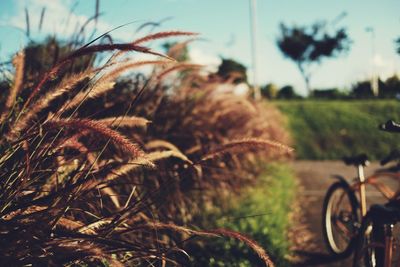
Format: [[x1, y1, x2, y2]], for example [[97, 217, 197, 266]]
[[357, 164, 367, 216]]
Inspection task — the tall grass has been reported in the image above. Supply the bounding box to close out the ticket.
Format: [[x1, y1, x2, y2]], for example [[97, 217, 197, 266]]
[[0, 29, 290, 266]]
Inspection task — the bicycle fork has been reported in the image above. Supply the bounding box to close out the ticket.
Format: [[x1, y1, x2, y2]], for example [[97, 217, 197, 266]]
[[384, 224, 394, 267]]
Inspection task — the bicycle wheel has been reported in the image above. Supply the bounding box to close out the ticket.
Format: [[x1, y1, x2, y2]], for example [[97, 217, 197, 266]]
[[352, 213, 385, 267], [322, 181, 359, 257]]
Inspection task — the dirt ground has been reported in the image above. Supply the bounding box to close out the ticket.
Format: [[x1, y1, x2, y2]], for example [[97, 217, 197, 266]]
[[289, 160, 390, 267]]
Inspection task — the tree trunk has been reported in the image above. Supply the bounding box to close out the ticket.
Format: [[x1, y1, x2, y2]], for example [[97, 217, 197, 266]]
[[298, 63, 312, 96]]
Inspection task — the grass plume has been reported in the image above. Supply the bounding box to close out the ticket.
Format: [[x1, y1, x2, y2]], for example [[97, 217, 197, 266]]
[[98, 116, 151, 128], [199, 138, 293, 162], [46, 118, 146, 159], [133, 31, 198, 45], [0, 52, 25, 124]]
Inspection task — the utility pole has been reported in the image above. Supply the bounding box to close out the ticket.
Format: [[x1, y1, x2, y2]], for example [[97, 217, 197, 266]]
[[366, 27, 379, 96], [249, 0, 261, 100]]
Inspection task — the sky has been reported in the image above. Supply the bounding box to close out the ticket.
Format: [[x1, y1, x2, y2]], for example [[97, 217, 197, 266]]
[[0, 0, 399, 95]]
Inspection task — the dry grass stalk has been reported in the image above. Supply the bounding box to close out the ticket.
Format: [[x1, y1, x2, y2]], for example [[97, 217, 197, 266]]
[[156, 63, 203, 80], [66, 43, 174, 62], [104, 161, 150, 182], [56, 61, 168, 116], [206, 228, 275, 267], [133, 31, 198, 45], [145, 150, 193, 165], [46, 118, 146, 159], [104, 150, 192, 182], [38, 7, 45, 31], [11, 70, 93, 137], [141, 222, 274, 267], [56, 81, 115, 115], [146, 140, 184, 153], [100, 186, 121, 209], [78, 218, 113, 234], [167, 38, 197, 59], [0, 52, 25, 123], [199, 138, 293, 162], [0, 28, 287, 266], [98, 116, 151, 128], [23, 42, 175, 111], [101, 60, 170, 82]]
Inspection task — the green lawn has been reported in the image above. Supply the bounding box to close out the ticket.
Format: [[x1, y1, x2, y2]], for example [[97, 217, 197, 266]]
[[274, 100, 400, 160]]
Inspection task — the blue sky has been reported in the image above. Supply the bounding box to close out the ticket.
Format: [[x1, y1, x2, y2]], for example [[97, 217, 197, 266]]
[[0, 0, 399, 95]]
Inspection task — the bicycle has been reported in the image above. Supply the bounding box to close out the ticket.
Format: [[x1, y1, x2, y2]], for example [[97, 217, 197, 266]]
[[352, 200, 400, 267], [352, 120, 400, 267], [322, 123, 400, 258]]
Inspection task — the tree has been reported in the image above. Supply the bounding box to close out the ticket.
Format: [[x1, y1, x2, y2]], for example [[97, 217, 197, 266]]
[[216, 58, 247, 84], [277, 85, 300, 99], [351, 81, 374, 99], [349, 76, 400, 99], [277, 20, 351, 95], [396, 37, 400, 55], [261, 83, 278, 99], [312, 88, 346, 99], [378, 75, 400, 98], [24, 37, 95, 77]]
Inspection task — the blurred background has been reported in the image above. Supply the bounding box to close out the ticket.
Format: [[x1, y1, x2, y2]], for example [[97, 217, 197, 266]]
[[1, 0, 399, 97]]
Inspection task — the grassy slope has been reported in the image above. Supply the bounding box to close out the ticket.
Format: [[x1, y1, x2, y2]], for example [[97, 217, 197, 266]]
[[275, 100, 400, 160], [188, 163, 296, 266]]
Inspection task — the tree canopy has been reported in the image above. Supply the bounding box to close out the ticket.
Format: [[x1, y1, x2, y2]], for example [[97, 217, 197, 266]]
[[277, 21, 351, 95], [216, 58, 247, 84]]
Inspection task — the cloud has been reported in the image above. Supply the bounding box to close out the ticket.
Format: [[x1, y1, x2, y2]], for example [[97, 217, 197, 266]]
[[371, 53, 398, 79], [189, 47, 221, 72], [4, 0, 121, 41], [372, 54, 386, 67]]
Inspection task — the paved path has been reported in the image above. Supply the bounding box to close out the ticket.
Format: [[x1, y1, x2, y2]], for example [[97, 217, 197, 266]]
[[290, 160, 390, 267]]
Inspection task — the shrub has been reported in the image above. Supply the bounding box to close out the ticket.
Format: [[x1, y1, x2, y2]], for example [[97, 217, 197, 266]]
[[261, 83, 279, 99], [312, 88, 347, 99], [277, 85, 301, 99]]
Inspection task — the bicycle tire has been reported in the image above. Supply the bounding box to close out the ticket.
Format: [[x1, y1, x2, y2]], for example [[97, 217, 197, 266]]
[[322, 181, 359, 257]]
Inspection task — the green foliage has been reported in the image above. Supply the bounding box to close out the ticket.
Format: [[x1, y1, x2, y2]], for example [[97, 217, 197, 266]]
[[378, 75, 400, 98], [216, 58, 247, 84], [261, 84, 302, 100], [349, 75, 400, 99], [186, 163, 296, 266], [24, 37, 94, 80], [312, 88, 347, 99], [277, 22, 350, 63], [276, 100, 400, 159], [261, 83, 278, 99], [277, 85, 301, 99], [350, 80, 374, 99]]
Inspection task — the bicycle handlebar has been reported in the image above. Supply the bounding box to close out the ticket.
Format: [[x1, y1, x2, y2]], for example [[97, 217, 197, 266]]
[[380, 149, 400, 166], [379, 120, 400, 133]]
